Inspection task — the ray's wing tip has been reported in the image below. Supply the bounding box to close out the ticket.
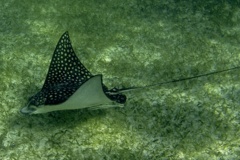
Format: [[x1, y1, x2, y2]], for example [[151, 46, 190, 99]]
[[63, 31, 69, 36], [60, 31, 69, 38]]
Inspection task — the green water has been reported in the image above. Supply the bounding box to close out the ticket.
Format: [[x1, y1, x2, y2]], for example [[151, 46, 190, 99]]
[[1, 0, 240, 159]]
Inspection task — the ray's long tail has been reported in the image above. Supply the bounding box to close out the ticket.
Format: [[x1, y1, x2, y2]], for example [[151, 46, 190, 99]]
[[112, 66, 240, 94]]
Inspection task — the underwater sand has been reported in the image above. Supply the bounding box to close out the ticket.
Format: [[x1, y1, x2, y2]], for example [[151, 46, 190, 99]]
[[1, 0, 240, 159]]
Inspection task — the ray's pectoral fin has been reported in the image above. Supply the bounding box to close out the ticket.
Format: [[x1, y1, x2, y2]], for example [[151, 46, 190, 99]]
[[21, 75, 126, 114]]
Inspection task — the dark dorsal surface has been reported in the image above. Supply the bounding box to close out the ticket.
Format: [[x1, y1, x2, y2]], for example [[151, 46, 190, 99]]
[[28, 32, 126, 107], [41, 31, 93, 104], [29, 32, 93, 106], [44, 32, 93, 89]]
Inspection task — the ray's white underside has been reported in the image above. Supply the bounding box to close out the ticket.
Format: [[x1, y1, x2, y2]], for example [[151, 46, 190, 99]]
[[21, 75, 123, 114]]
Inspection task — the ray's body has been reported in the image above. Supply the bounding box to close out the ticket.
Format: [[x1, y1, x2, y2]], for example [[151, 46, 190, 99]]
[[21, 32, 125, 114]]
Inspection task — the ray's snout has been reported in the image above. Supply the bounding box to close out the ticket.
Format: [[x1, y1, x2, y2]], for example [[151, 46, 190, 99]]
[[20, 105, 36, 114]]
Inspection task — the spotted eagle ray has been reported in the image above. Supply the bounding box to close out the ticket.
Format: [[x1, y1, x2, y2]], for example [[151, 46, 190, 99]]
[[21, 31, 240, 114], [21, 32, 126, 114]]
